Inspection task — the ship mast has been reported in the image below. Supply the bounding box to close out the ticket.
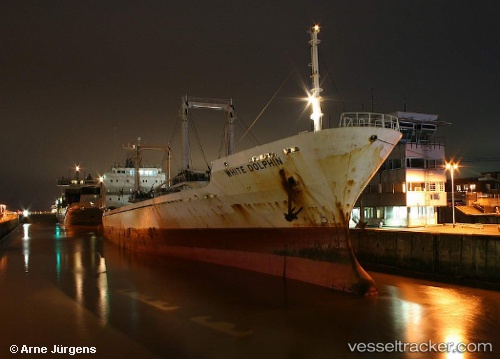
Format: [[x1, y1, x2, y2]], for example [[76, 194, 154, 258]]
[[309, 24, 323, 132]]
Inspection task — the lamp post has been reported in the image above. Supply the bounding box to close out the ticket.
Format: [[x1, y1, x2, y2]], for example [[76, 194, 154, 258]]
[[75, 165, 80, 182], [446, 161, 459, 228]]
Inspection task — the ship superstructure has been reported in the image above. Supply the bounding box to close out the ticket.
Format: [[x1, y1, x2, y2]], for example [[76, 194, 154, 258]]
[[102, 160, 166, 209]]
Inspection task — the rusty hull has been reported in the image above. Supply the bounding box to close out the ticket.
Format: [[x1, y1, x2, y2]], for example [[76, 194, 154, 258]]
[[103, 126, 401, 295]]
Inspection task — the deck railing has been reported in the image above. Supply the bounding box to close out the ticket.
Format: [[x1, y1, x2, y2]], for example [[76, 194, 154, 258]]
[[339, 112, 399, 131]]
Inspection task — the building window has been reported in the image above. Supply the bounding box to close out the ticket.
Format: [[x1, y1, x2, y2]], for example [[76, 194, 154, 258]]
[[390, 159, 402, 169], [408, 182, 425, 191], [406, 158, 425, 168], [404, 158, 444, 169], [394, 182, 405, 193], [364, 207, 375, 219]]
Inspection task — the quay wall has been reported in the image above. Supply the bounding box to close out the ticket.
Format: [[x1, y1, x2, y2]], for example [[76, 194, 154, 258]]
[[23, 213, 58, 224], [351, 228, 500, 283], [0, 215, 19, 240]]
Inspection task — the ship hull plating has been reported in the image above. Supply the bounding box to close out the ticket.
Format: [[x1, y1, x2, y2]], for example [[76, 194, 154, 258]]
[[103, 126, 402, 294], [65, 204, 103, 226]]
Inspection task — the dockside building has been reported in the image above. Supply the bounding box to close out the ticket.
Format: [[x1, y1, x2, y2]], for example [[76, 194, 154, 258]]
[[351, 111, 450, 227]]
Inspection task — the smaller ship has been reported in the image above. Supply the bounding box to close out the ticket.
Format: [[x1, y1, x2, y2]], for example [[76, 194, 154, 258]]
[[102, 137, 170, 209], [101, 154, 167, 210], [56, 166, 103, 226]]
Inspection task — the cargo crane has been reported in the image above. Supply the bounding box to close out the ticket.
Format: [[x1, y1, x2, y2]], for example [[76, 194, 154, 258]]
[[179, 95, 237, 171]]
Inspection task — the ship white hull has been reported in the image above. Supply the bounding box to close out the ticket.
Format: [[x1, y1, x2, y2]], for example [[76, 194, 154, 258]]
[[103, 125, 401, 294]]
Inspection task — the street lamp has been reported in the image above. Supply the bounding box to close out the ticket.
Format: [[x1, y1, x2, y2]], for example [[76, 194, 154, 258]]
[[445, 161, 459, 228]]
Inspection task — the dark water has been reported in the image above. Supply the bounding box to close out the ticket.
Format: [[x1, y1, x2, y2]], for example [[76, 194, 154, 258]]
[[0, 223, 498, 358]]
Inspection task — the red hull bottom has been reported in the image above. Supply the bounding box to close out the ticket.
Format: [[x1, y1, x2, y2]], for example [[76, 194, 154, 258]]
[[102, 226, 376, 295]]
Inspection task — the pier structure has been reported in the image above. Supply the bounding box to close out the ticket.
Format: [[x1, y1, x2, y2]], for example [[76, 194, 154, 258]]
[[0, 211, 19, 240], [352, 224, 500, 287]]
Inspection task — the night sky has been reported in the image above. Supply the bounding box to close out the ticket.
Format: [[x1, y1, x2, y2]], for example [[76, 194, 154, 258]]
[[1, 0, 499, 210]]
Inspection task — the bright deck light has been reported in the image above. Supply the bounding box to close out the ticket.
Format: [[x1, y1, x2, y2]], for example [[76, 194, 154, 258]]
[[445, 161, 459, 228], [308, 94, 323, 120]]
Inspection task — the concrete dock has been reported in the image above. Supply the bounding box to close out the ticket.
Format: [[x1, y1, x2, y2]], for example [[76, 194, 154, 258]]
[[0, 213, 19, 240], [351, 223, 500, 289]]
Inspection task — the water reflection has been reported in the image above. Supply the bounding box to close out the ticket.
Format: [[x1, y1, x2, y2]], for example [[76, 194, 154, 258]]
[[53, 226, 110, 326], [424, 286, 481, 359], [389, 291, 424, 342], [2, 224, 499, 359], [96, 252, 109, 326], [22, 223, 30, 273], [386, 281, 483, 358], [0, 255, 7, 278]]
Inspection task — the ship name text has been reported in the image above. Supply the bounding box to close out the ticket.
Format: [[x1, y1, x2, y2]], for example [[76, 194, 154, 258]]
[[224, 156, 284, 177]]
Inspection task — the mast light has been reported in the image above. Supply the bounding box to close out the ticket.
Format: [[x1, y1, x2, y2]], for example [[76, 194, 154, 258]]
[[309, 24, 323, 132]]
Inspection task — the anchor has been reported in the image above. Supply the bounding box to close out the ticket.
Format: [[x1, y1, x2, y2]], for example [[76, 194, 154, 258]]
[[285, 205, 303, 222], [284, 175, 303, 222]]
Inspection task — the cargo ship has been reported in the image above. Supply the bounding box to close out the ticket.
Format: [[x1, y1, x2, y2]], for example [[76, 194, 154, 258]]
[[56, 166, 103, 226], [102, 25, 402, 294]]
